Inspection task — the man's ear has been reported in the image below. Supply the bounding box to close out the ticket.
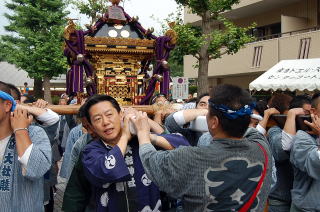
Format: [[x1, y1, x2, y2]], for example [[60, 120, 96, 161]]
[[4, 100, 12, 113], [208, 115, 219, 131], [120, 110, 124, 120]]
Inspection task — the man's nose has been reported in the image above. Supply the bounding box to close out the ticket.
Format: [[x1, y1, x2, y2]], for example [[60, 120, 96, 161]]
[[102, 116, 111, 126]]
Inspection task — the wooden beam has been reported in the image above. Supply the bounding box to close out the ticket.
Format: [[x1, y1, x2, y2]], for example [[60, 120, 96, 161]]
[[46, 104, 155, 115], [43, 105, 304, 130]]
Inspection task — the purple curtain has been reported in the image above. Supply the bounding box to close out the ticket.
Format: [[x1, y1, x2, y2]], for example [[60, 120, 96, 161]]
[[64, 30, 96, 95], [140, 36, 175, 105]]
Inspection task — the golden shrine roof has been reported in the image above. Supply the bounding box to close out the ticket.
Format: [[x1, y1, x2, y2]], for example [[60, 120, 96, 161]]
[[85, 37, 155, 54]]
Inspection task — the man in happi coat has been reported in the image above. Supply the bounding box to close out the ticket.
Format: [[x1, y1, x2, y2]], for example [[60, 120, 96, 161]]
[[81, 94, 189, 212], [0, 83, 52, 212], [133, 84, 273, 212]]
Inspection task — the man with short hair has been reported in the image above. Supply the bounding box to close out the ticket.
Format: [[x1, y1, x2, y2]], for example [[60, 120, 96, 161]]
[[134, 84, 272, 211], [6, 82, 60, 212], [165, 93, 210, 146], [81, 95, 188, 211], [267, 95, 311, 212], [289, 94, 320, 211], [0, 83, 52, 211], [6, 83, 22, 103]]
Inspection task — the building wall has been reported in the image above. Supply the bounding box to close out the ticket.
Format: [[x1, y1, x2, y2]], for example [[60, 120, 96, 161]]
[[184, 38, 279, 78], [208, 74, 262, 89], [185, 29, 320, 89], [234, 0, 318, 29], [183, 0, 320, 89]]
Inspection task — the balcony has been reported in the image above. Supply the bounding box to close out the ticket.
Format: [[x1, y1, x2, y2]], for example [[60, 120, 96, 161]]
[[185, 0, 302, 24], [184, 28, 320, 81]]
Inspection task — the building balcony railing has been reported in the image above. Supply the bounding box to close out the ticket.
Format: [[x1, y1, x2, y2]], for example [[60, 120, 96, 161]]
[[184, 27, 320, 81], [254, 26, 320, 42]]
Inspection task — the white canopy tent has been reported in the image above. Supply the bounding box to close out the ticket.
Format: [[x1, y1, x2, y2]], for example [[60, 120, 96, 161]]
[[249, 58, 320, 91]]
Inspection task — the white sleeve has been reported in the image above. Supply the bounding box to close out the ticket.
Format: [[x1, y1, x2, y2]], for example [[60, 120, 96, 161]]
[[281, 130, 294, 151], [18, 144, 33, 175], [173, 111, 186, 126], [36, 109, 60, 126], [256, 124, 266, 135]]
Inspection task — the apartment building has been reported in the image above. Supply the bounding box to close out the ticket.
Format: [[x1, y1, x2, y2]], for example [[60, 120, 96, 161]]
[[184, 0, 320, 89]]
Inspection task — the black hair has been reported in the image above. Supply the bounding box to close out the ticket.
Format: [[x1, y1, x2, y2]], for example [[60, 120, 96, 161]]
[[82, 94, 121, 124], [269, 93, 293, 114], [209, 84, 253, 138], [78, 102, 87, 119], [255, 100, 268, 117], [196, 93, 209, 106], [187, 97, 197, 103], [311, 92, 320, 108], [67, 93, 76, 105], [0, 81, 11, 95], [289, 95, 311, 109], [23, 95, 36, 104], [6, 83, 21, 101]]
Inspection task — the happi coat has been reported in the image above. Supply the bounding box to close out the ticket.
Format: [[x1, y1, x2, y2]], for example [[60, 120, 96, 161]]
[[82, 134, 189, 212], [0, 125, 52, 212], [139, 128, 273, 212], [82, 137, 161, 212]]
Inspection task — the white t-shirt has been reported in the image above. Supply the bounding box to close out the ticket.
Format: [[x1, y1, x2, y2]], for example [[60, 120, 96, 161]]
[[0, 134, 33, 173], [0, 135, 11, 162]]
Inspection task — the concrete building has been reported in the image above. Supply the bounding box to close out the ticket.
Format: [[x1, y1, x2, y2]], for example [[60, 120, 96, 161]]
[[184, 0, 320, 89]]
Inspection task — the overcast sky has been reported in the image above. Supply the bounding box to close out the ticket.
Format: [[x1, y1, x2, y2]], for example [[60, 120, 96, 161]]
[[0, 0, 180, 35]]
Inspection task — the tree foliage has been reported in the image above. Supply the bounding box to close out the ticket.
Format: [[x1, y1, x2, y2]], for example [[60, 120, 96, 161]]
[[1, 0, 68, 80], [172, 0, 255, 94], [68, 0, 109, 24], [176, 0, 240, 15], [68, 0, 131, 24]]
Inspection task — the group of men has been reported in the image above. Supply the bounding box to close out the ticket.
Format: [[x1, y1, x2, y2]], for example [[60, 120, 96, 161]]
[[1, 81, 320, 212]]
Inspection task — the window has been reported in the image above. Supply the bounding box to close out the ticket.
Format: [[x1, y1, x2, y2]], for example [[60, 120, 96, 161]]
[[298, 38, 311, 59], [252, 46, 263, 68], [249, 23, 281, 39]]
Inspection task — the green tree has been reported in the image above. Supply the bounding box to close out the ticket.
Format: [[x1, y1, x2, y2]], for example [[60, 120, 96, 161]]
[[68, 0, 131, 24], [174, 0, 255, 95], [68, 0, 109, 24], [1, 0, 68, 102]]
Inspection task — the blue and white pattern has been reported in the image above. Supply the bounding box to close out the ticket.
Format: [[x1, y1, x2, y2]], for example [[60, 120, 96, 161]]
[[205, 158, 263, 211], [0, 126, 52, 212], [0, 136, 15, 193]]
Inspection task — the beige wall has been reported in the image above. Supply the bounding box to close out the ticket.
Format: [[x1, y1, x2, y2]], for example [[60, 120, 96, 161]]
[[234, 0, 318, 28], [279, 30, 320, 60], [208, 74, 263, 89], [184, 0, 265, 24], [232, 0, 263, 9], [281, 15, 308, 33], [185, 0, 319, 29], [183, 0, 320, 89], [184, 29, 320, 89], [184, 38, 279, 78], [184, 7, 201, 24]]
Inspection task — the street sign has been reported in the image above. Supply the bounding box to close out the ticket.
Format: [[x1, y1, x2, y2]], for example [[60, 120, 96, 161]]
[[172, 77, 189, 100]]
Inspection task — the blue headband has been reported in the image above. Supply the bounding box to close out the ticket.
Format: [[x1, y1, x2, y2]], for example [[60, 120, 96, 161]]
[[209, 99, 255, 120], [0, 91, 16, 112]]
